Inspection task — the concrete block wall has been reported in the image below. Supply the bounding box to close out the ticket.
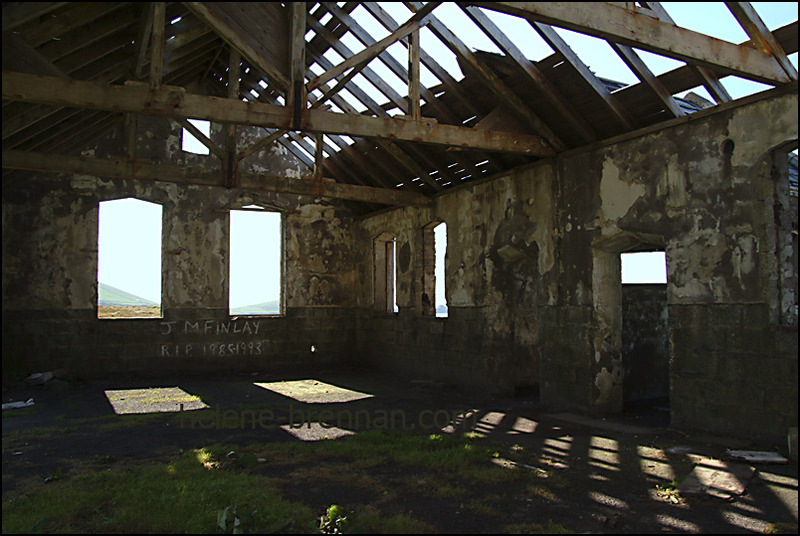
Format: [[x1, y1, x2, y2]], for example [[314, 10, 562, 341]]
[[670, 304, 798, 443]]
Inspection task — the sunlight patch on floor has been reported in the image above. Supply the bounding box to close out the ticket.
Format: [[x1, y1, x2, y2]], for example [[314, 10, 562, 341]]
[[254, 379, 373, 403], [280, 422, 356, 441], [104, 386, 208, 414]]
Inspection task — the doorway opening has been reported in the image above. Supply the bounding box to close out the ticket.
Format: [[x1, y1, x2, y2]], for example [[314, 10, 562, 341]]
[[620, 250, 670, 417]]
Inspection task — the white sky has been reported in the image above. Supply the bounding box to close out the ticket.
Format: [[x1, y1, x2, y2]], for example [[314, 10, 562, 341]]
[[228, 209, 282, 308], [99, 2, 798, 302], [98, 198, 162, 303]]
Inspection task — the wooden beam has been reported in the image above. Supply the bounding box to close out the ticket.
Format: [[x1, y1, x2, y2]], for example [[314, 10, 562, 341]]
[[289, 1, 307, 129], [461, 5, 597, 143], [532, 21, 637, 131], [1, 31, 69, 83], [149, 2, 165, 89], [641, 2, 731, 103], [133, 2, 153, 79], [305, 13, 410, 114], [2, 2, 68, 32], [226, 48, 240, 187], [473, 1, 791, 84], [609, 42, 684, 118], [306, 2, 439, 92], [363, 2, 485, 119], [2, 71, 555, 156], [409, 29, 421, 121], [407, 1, 566, 151], [125, 113, 137, 161], [173, 117, 225, 159], [2, 150, 433, 207], [726, 2, 797, 80], [182, 1, 290, 95], [314, 133, 324, 182]]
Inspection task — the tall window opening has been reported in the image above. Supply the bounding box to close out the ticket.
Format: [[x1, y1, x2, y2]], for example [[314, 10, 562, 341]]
[[421, 221, 448, 317], [229, 207, 282, 315], [434, 222, 448, 317], [374, 232, 397, 313], [182, 119, 211, 155], [97, 198, 162, 318]]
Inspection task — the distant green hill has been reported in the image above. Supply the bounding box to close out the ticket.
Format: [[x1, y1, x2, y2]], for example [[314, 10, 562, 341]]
[[98, 282, 159, 306], [231, 300, 280, 315]]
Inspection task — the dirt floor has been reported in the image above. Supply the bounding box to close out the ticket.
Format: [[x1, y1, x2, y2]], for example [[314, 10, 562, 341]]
[[2, 368, 798, 534]]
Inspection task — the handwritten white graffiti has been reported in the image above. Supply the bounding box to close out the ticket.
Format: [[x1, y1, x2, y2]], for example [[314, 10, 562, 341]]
[[159, 319, 261, 336]]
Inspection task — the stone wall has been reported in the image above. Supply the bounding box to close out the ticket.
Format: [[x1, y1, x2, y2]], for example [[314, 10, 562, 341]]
[[355, 88, 797, 441], [356, 165, 558, 395], [2, 118, 360, 382], [2, 85, 796, 443], [621, 284, 669, 403]]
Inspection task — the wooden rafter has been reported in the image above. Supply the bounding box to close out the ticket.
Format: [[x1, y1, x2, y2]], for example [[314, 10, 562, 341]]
[[173, 117, 224, 158], [150, 2, 165, 89], [531, 21, 637, 131], [609, 42, 684, 118], [726, 2, 797, 80], [460, 4, 598, 143], [407, 1, 566, 151], [357, 3, 507, 179], [182, 1, 290, 95], [133, 2, 153, 79], [302, 17, 444, 191], [473, 2, 792, 85], [642, 2, 731, 104], [306, 2, 439, 93]]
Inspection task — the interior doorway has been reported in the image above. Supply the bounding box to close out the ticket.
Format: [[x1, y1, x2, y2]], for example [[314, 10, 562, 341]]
[[620, 250, 670, 413]]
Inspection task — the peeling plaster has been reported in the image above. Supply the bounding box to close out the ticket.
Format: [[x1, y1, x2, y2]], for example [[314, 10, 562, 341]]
[[600, 157, 645, 223], [594, 365, 622, 406]]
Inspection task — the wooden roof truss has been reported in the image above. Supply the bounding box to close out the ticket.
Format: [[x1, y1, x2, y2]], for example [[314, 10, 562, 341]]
[[3, 1, 797, 213]]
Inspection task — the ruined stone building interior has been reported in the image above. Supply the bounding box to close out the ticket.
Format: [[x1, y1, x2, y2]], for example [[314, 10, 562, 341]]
[[2, 2, 798, 445]]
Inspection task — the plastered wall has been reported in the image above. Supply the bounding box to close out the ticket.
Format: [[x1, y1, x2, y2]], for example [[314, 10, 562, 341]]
[[356, 89, 797, 441], [2, 116, 360, 380], [2, 89, 796, 442]]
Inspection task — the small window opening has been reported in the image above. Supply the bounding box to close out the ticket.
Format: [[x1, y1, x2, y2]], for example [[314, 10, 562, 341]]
[[374, 233, 398, 314], [229, 207, 282, 315], [621, 251, 667, 284], [97, 198, 162, 318], [181, 119, 210, 155]]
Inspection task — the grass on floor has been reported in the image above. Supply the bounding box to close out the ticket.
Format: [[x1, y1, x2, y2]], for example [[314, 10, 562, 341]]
[[3, 430, 566, 534]]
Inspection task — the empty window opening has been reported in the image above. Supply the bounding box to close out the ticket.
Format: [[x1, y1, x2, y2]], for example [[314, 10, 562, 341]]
[[229, 207, 282, 316], [181, 119, 210, 155], [434, 222, 448, 317], [421, 222, 447, 317], [374, 233, 398, 313], [621, 251, 667, 284], [97, 198, 162, 319]]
